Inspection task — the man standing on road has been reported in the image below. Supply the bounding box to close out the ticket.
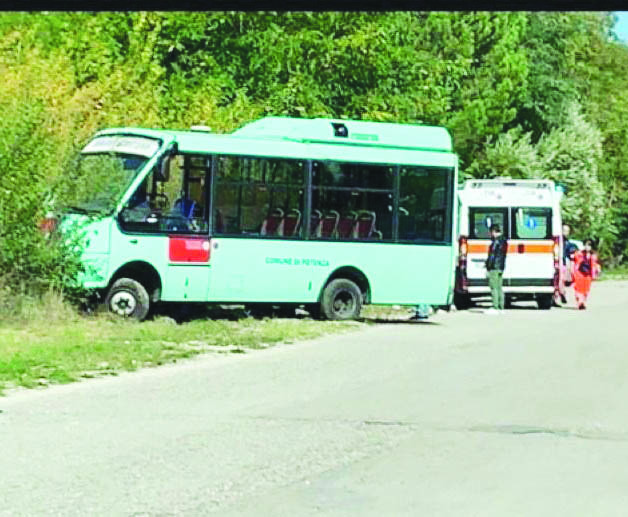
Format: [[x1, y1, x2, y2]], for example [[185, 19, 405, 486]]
[[485, 223, 507, 314]]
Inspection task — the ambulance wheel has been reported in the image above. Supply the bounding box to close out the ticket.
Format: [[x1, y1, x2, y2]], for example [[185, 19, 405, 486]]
[[454, 292, 471, 310], [320, 278, 362, 320], [536, 294, 553, 310], [105, 278, 150, 320]]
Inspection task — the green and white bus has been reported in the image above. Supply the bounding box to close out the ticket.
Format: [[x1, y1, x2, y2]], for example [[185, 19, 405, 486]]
[[58, 117, 458, 320]]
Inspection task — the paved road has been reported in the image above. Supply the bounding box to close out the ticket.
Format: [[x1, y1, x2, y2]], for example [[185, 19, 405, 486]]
[[2, 281, 628, 516]]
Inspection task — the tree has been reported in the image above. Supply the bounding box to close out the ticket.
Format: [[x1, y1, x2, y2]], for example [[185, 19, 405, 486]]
[[577, 34, 628, 263], [466, 127, 539, 180], [536, 102, 610, 244]]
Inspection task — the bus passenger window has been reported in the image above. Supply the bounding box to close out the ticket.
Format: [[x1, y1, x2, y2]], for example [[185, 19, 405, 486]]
[[399, 167, 452, 243], [213, 156, 305, 238], [311, 161, 393, 240]]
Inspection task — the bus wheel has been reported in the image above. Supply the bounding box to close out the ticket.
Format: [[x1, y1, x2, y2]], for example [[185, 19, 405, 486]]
[[321, 278, 363, 320], [536, 294, 553, 310], [105, 278, 150, 320]]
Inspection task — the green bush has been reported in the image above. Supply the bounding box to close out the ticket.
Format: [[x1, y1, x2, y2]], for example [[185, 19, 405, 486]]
[[0, 94, 84, 302], [0, 10, 626, 289]]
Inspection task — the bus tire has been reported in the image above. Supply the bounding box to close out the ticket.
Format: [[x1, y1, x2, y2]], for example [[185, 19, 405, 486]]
[[536, 294, 553, 310], [320, 278, 363, 320], [105, 278, 150, 320]]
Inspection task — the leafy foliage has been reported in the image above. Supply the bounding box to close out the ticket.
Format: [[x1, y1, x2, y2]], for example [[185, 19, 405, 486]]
[[536, 102, 609, 242], [467, 128, 540, 180], [0, 94, 83, 295], [471, 102, 612, 244], [0, 11, 627, 306]]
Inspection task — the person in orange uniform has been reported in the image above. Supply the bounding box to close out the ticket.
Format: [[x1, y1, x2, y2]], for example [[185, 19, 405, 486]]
[[572, 239, 601, 310]]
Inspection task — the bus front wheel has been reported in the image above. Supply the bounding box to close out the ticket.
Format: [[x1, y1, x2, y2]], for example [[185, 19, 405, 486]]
[[320, 278, 363, 320], [105, 278, 150, 320]]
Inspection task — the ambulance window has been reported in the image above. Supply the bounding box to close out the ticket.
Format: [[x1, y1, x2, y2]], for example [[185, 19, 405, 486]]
[[512, 207, 551, 239], [469, 208, 507, 239]]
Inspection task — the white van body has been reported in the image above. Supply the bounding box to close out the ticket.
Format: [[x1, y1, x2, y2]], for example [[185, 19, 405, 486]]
[[455, 179, 563, 309]]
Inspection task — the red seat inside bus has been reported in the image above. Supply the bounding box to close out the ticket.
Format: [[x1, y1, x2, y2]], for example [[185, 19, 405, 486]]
[[353, 210, 376, 239], [260, 208, 285, 236], [283, 208, 301, 237], [336, 211, 357, 239], [310, 209, 322, 237], [320, 210, 339, 238]]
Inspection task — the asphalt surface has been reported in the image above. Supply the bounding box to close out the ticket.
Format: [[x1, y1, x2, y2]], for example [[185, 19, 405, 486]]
[[2, 280, 627, 516]]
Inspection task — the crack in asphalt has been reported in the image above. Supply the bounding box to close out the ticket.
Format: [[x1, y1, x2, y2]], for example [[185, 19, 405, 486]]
[[463, 424, 628, 442], [246, 415, 628, 442]]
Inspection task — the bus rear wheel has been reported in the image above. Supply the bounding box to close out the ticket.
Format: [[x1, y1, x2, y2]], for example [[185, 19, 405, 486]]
[[320, 278, 363, 320], [105, 278, 150, 320]]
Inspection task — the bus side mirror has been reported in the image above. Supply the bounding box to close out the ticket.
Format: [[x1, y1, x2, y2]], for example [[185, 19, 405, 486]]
[[156, 142, 178, 182], [157, 156, 171, 182]]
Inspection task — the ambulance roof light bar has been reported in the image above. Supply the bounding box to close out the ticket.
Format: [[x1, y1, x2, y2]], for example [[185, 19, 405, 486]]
[[467, 179, 552, 190]]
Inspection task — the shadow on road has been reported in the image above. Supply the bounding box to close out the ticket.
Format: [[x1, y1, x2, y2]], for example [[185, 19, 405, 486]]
[[153, 303, 444, 325], [361, 318, 440, 326]]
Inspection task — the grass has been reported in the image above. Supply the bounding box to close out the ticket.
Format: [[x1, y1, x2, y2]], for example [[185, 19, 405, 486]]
[[0, 299, 360, 395], [360, 304, 418, 320], [600, 264, 628, 281]]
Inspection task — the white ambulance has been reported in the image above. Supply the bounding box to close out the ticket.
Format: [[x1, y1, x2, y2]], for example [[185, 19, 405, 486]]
[[455, 179, 563, 310]]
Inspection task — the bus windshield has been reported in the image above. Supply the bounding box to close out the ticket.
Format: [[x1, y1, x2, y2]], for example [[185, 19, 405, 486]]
[[66, 153, 149, 214], [66, 135, 160, 214]]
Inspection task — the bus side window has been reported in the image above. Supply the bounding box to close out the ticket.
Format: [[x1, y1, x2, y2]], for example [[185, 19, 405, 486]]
[[311, 162, 393, 240], [119, 154, 210, 234], [399, 167, 451, 243], [213, 156, 305, 237]]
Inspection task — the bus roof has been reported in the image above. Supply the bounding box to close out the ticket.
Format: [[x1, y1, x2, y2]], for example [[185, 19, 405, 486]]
[[231, 116, 453, 152], [94, 116, 456, 168]]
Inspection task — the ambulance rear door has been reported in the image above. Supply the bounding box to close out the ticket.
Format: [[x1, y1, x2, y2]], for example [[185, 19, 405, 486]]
[[504, 206, 555, 291], [466, 206, 509, 285]]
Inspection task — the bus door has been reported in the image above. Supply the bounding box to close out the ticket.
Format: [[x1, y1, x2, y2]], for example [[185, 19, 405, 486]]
[[207, 156, 310, 303], [116, 153, 212, 302]]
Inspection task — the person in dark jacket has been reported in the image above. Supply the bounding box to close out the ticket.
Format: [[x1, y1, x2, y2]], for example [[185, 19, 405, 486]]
[[485, 223, 508, 313]]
